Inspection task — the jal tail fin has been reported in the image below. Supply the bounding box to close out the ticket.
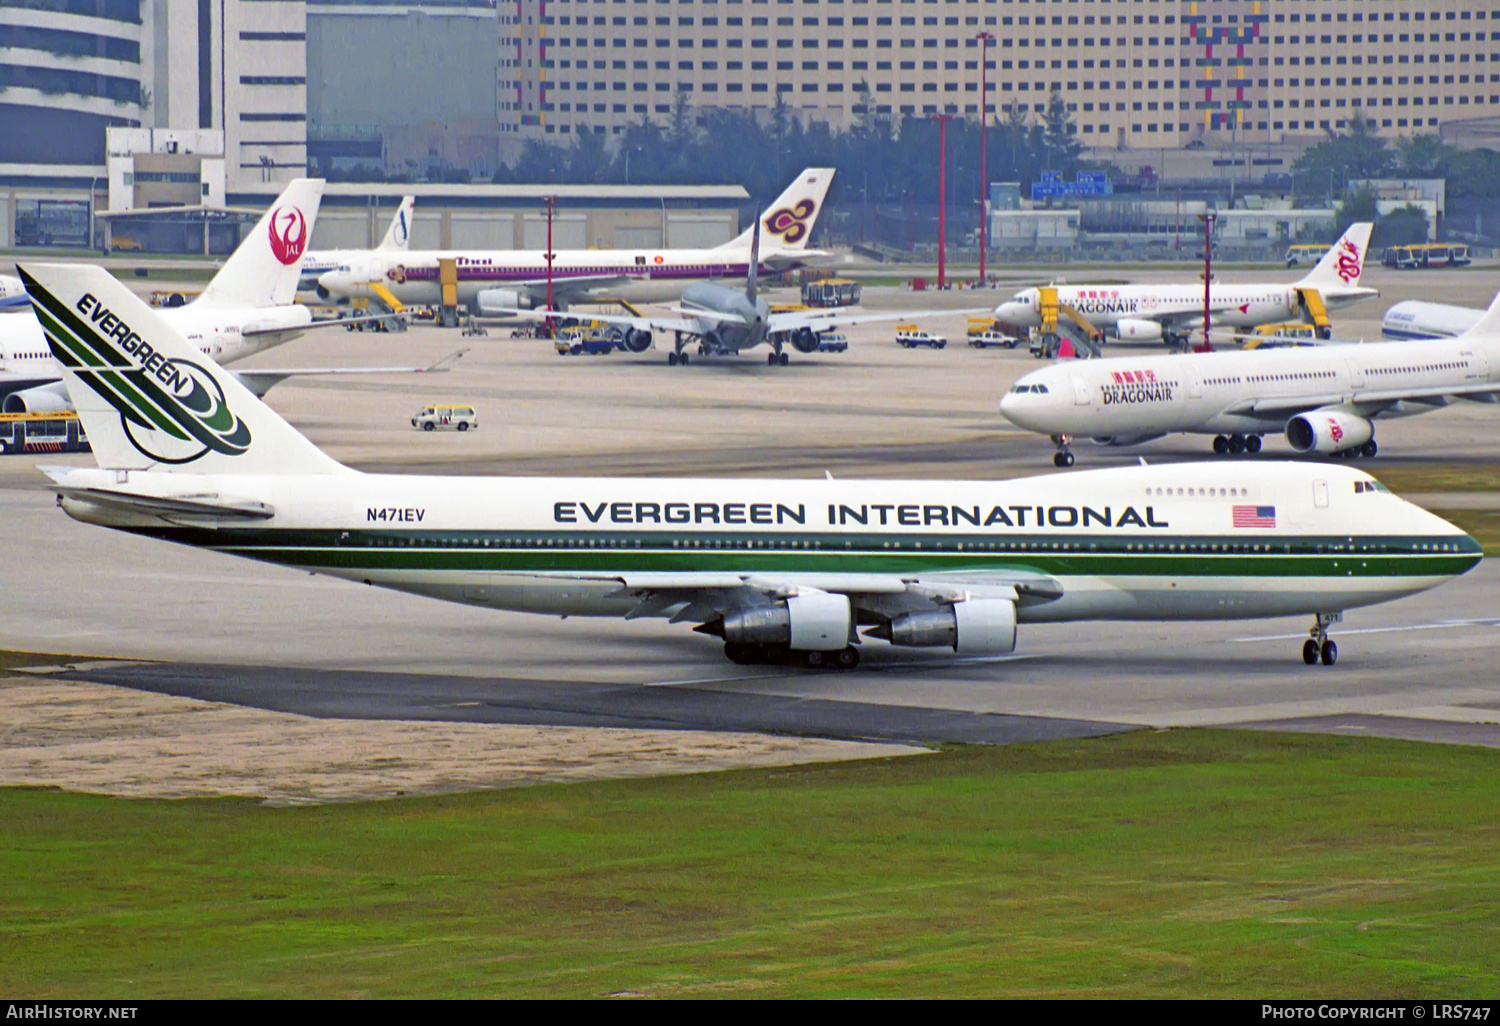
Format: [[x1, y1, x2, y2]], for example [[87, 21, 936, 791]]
[[194, 178, 325, 310], [717, 167, 835, 252], [1458, 289, 1500, 340], [20, 262, 350, 476], [377, 196, 415, 251], [1296, 222, 1373, 291]]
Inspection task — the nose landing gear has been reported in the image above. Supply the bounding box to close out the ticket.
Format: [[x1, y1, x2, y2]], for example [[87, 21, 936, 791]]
[[1302, 612, 1342, 666], [1052, 434, 1075, 468]]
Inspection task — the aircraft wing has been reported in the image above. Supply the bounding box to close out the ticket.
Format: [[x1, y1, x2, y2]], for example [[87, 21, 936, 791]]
[[243, 313, 405, 349], [767, 306, 993, 333], [1227, 380, 1500, 419], [231, 350, 466, 398], [0, 294, 31, 312], [488, 306, 708, 337]]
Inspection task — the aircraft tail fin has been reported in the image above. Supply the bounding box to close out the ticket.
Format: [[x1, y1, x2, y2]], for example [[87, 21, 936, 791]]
[[1459, 289, 1500, 340], [1296, 222, 1373, 291], [20, 262, 349, 476], [746, 217, 760, 303], [377, 196, 415, 251], [195, 178, 324, 310], [717, 168, 835, 252]]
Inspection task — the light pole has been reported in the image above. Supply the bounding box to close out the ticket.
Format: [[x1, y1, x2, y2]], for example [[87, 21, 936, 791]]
[[1199, 210, 1217, 353], [545, 194, 556, 334], [976, 31, 995, 285], [931, 113, 954, 289]]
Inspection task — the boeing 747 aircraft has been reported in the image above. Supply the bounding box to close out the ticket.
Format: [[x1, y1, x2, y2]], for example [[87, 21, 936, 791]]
[[317, 168, 835, 314], [1001, 289, 1500, 465], [22, 262, 1479, 668], [993, 223, 1377, 350]]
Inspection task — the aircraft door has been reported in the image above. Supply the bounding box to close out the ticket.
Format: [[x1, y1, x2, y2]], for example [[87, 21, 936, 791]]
[[1344, 357, 1365, 390], [1313, 479, 1329, 509], [1071, 374, 1092, 406], [1461, 349, 1489, 381], [1188, 374, 1203, 399]]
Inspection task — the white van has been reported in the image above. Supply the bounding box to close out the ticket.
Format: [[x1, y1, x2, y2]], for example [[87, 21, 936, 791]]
[[412, 405, 478, 432]]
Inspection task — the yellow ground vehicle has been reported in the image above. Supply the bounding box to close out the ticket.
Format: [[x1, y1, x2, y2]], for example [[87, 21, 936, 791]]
[[1236, 322, 1320, 348], [1284, 243, 1329, 267], [800, 278, 862, 308], [1382, 243, 1472, 269], [0, 411, 89, 454]]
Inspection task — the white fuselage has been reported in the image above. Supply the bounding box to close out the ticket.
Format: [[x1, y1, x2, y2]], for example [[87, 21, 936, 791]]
[[51, 461, 1477, 629], [995, 282, 1377, 335], [317, 245, 801, 308], [1000, 334, 1497, 441], [0, 302, 313, 401]]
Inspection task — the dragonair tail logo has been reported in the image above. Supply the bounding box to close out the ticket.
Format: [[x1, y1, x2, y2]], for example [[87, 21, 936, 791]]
[[763, 198, 817, 246], [1335, 239, 1363, 284], [22, 272, 252, 465], [268, 206, 309, 266]]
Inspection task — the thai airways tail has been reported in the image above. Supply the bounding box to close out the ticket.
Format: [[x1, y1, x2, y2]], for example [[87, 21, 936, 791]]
[[1296, 222, 1373, 292], [195, 178, 325, 310], [19, 262, 348, 476], [718, 167, 835, 253], [377, 196, 415, 251]]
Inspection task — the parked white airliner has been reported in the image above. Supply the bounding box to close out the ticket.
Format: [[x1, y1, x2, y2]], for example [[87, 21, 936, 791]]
[[0, 274, 26, 311], [299, 195, 415, 298], [1, 180, 437, 413], [21, 262, 1480, 668], [1000, 290, 1500, 465], [316, 168, 835, 314], [993, 223, 1377, 349]]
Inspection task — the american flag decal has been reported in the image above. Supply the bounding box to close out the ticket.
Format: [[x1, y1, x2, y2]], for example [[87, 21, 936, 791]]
[[1232, 505, 1277, 528]]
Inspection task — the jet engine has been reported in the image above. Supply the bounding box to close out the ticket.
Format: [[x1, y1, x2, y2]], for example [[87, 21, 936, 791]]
[[619, 327, 653, 353], [475, 289, 538, 316], [1115, 318, 1164, 342], [790, 326, 821, 354], [865, 599, 1017, 655], [716, 592, 850, 651], [1286, 409, 1373, 454], [3, 381, 70, 414]]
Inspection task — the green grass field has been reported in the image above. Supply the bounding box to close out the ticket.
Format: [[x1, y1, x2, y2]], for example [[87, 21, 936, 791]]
[[3, 730, 1499, 998]]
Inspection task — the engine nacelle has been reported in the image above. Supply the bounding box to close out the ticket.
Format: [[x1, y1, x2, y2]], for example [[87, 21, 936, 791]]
[[1286, 409, 1373, 454], [3, 381, 71, 414], [475, 289, 537, 316], [1115, 318, 1164, 342], [619, 326, 653, 353], [720, 592, 851, 651], [880, 599, 1017, 655], [790, 327, 821, 354]]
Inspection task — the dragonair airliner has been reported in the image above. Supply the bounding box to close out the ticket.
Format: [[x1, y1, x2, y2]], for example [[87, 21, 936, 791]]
[[21, 263, 1479, 669], [1000, 289, 1500, 465], [317, 168, 835, 319], [993, 223, 1377, 349]]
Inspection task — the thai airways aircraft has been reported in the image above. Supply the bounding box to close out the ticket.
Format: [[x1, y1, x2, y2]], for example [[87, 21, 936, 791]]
[[1000, 290, 1500, 466], [492, 222, 984, 366], [0, 180, 438, 413], [298, 195, 414, 298], [993, 223, 1378, 349], [0, 274, 27, 311], [316, 168, 835, 314], [21, 262, 1480, 668]]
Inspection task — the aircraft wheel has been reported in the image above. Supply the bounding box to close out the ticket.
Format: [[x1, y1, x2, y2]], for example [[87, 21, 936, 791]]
[[801, 650, 827, 669], [668, 351, 678, 366], [1213, 435, 1230, 455], [1361, 440, 1378, 458], [768, 352, 778, 366], [834, 646, 860, 670], [779, 352, 789, 366], [1053, 451, 1074, 468], [1303, 639, 1320, 665], [1245, 435, 1262, 454], [680, 352, 690, 366], [1321, 640, 1338, 666], [1228, 434, 1246, 455]]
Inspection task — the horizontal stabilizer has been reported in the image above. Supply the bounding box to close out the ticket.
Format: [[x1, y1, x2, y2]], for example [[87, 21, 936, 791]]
[[52, 485, 275, 521]]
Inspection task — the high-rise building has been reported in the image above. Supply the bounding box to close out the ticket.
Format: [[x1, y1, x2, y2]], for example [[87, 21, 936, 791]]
[[504, 0, 1500, 151]]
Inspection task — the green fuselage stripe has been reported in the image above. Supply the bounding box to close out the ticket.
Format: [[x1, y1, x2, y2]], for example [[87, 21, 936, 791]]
[[128, 526, 1482, 579]]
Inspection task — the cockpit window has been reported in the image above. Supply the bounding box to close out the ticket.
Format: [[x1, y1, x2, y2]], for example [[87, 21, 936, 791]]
[[1009, 384, 1049, 394], [1034, 384, 1048, 394]]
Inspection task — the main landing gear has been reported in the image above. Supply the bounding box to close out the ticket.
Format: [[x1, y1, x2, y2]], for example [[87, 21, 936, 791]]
[[766, 344, 790, 366], [1302, 612, 1342, 666], [1052, 434, 1075, 468], [724, 642, 861, 669], [1212, 433, 1264, 456], [1331, 440, 1378, 459], [667, 331, 691, 366]]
